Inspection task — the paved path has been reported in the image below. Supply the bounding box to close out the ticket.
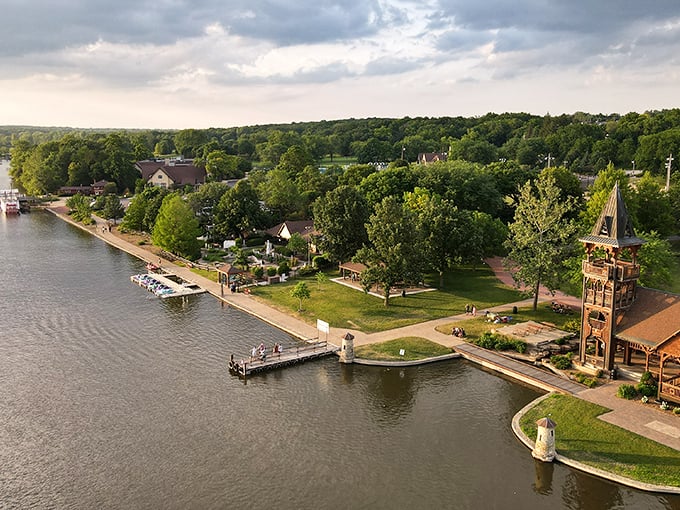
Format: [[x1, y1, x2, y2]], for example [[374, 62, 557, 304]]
[[47, 205, 680, 453]]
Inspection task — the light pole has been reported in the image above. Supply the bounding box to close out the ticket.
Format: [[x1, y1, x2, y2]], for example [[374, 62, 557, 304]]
[[666, 154, 674, 192], [631, 160, 635, 172], [401, 146, 406, 161]]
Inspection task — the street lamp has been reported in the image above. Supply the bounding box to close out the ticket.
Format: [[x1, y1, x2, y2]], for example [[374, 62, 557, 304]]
[[631, 160, 635, 172]]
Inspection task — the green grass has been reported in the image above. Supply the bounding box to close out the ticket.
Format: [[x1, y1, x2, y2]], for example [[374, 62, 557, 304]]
[[435, 305, 580, 339], [249, 266, 522, 333], [354, 337, 452, 361], [318, 156, 357, 166], [190, 267, 219, 282], [520, 394, 680, 486]]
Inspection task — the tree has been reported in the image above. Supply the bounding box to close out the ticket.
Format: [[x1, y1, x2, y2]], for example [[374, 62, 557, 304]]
[[355, 196, 425, 306], [504, 175, 578, 310], [65, 193, 93, 224], [102, 195, 125, 223], [213, 180, 263, 243], [287, 232, 308, 261], [312, 185, 369, 262], [315, 271, 328, 289], [637, 231, 676, 290], [634, 172, 675, 236], [290, 282, 311, 311], [257, 168, 301, 221], [151, 194, 203, 260]]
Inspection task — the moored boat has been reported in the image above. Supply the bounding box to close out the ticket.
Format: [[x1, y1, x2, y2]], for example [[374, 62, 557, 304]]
[[0, 189, 20, 214]]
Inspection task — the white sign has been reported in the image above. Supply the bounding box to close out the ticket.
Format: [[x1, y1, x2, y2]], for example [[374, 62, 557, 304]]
[[317, 319, 330, 334], [223, 240, 236, 249], [399, 349, 405, 356]]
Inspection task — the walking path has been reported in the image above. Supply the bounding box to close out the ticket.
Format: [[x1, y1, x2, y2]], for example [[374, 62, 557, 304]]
[[46, 204, 680, 458]]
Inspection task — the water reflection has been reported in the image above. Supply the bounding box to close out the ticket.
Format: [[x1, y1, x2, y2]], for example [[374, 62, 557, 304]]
[[533, 459, 554, 495]]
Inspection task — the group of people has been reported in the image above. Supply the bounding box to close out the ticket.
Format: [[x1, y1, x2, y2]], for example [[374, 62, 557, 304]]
[[464, 304, 477, 316], [451, 326, 466, 338], [550, 301, 573, 315], [251, 342, 284, 362]]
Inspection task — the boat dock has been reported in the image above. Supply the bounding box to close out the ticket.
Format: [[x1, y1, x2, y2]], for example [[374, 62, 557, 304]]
[[130, 271, 206, 299], [228, 340, 340, 377]]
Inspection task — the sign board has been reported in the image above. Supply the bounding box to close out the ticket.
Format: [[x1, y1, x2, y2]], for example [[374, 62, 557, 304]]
[[317, 319, 330, 334], [399, 349, 405, 356]]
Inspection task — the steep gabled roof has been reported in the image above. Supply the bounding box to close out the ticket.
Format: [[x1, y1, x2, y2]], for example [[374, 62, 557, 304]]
[[135, 160, 206, 185], [579, 183, 645, 248]]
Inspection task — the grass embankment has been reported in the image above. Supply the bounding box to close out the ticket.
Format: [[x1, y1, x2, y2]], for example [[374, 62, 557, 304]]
[[354, 337, 452, 361], [434, 305, 579, 340], [520, 394, 680, 487], [249, 266, 522, 333]]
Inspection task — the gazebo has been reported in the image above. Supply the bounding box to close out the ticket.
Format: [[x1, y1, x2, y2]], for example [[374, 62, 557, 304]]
[[216, 263, 247, 292], [338, 261, 367, 282]]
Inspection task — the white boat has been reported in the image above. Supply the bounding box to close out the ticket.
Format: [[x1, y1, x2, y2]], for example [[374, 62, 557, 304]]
[[0, 189, 20, 214]]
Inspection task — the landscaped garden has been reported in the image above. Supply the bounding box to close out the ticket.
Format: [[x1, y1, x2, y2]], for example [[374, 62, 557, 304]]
[[519, 394, 680, 487]]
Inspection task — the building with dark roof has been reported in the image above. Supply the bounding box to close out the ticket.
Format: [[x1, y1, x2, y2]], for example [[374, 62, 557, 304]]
[[135, 159, 206, 188]]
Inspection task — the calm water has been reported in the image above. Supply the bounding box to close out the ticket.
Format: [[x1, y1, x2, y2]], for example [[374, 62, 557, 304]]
[[1, 163, 678, 509]]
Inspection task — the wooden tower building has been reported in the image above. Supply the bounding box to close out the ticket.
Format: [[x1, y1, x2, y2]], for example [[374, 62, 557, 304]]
[[578, 183, 646, 372]]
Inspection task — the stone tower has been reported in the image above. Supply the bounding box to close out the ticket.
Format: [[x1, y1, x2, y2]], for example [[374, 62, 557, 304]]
[[532, 417, 556, 462], [578, 183, 645, 372], [339, 332, 355, 364]]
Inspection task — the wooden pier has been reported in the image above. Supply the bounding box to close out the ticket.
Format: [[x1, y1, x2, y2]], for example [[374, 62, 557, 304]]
[[228, 340, 340, 377]]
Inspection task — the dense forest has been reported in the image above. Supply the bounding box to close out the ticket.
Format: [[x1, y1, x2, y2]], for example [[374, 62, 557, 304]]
[[3, 110, 679, 295]]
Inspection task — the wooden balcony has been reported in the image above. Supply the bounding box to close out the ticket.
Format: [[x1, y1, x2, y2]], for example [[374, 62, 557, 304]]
[[588, 318, 606, 331], [582, 260, 611, 279]]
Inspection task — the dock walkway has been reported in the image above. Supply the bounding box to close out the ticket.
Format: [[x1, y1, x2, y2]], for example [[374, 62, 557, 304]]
[[229, 340, 340, 377]]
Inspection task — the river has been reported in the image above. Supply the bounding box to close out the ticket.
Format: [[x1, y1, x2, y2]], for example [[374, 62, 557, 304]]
[[0, 161, 677, 509]]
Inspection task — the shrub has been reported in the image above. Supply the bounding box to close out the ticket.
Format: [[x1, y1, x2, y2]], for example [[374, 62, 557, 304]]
[[562, 318, 581, 333], [138, 240, 146, 245], [574, 373, 598, 388], [266, 267, 277, 277], [639, 371, 657, 386], [673, 407, 680, 416], [550, 354, 572, 370], [637, 384, 657, 397], [297, 265, 317, 277], [252, 266, 264, 279], [277, 261, 290, 276], [617, 384, 637, 400], [312, 254, 333, 270], [472, 332, 525, 353]]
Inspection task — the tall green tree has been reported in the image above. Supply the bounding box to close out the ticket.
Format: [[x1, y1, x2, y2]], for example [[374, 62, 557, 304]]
[[151, 194, 202, 260], [355, 196, 424, 306], [213, 180, 263, 243], [635, 172, 675, 236], [504, 175, 578, 310], [312, 185, 369, 263], [102, 195, 125, 223]]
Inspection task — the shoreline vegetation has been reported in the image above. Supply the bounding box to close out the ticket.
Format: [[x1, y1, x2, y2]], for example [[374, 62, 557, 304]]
[[46, 206, 680, 493]]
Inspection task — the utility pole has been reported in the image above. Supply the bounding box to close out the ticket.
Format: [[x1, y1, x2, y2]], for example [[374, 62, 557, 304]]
[[666, 154, 674, 192]]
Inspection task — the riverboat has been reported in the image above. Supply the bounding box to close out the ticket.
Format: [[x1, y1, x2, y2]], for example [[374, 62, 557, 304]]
[[0, 189, 20, 214]]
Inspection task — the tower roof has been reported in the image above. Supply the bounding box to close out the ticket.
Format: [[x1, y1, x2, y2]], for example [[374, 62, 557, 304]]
[[579, 183, 645, 248]]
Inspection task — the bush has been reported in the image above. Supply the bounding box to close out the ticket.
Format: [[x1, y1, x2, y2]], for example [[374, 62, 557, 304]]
[[313, 254, 333, 270], [550, 354, 572, 370], [562, 318, 581, 333], [472, 332, 526, 353], [673, 407, 680, 416], [266, 267, 277, 277], [574, 372, 598, 388], [252, 266, 264, 279], [297, 265, 317, 277], [639, 371, 657, 386], [617, 384, 637, 400], [277, 261, 290, 276], [637, 371, 658, 397]]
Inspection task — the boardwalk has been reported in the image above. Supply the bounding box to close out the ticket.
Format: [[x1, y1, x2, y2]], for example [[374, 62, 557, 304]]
[[455, 343, 585, 395], [228, 340, 340, 377]]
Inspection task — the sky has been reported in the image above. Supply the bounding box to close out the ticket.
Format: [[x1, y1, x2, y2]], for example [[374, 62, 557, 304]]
[[2, 0, 680, 130]]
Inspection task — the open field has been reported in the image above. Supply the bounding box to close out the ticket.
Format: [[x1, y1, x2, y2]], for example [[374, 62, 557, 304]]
[[249, 266, 523, 333]]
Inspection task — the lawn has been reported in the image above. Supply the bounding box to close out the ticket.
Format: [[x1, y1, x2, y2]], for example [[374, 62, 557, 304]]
[[249, 266, 523, 333], [520, 394, 680, 487], [354, 337, 452, 361], [435, 304, 580, 339]]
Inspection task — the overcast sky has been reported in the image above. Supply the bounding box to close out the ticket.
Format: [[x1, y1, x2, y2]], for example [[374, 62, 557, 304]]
[[2, 0, 679, 129]]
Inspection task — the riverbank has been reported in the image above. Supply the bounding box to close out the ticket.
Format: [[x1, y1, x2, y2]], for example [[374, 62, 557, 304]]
[[45, 204, 680, 493]]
